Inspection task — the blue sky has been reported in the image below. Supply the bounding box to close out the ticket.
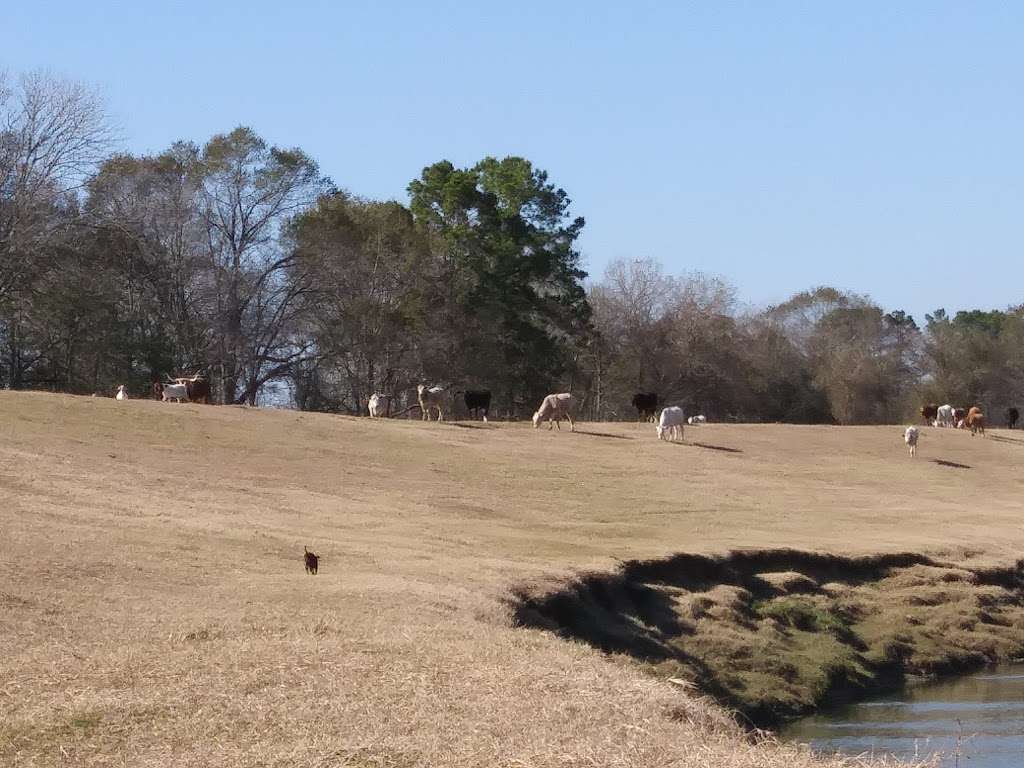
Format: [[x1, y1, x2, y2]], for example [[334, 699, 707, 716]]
[[6, 1, 1021, 323]]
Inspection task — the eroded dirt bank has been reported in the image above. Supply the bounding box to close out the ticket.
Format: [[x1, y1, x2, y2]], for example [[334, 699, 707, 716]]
[[514, 549, 1024, 727]]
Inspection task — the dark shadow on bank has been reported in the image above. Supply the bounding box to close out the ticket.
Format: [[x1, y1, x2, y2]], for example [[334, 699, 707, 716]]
[[512, 548, 1024, 729]]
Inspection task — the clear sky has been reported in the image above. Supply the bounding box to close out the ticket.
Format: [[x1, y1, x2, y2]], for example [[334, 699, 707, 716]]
[[6, 1, 1022, 323]]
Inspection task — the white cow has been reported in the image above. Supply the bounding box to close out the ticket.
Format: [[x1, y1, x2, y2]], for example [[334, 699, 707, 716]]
[[532, 393, 576, 431], [115, 385, 127, 401], [904, 426, 919, 457], [936, 404, 955, 428], [161, 383, 189, 403], [368, 393, 389, 418], [658, 406, 686, 442], [417, 384, 445, 421], [687, 414, 706, 425]]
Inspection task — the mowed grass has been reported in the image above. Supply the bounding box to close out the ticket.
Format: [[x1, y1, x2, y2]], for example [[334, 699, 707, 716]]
[[3, 391, 1023, 767]]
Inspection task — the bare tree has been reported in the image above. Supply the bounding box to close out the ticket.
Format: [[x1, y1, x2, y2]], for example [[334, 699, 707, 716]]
[[0, 70, 115, 300], [0, 70, 115, 386], [198, 127, 327, 404]]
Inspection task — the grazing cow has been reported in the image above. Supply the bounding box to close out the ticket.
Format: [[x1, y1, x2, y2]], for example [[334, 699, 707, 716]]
[[417, 384, 446, 421], [161, 383, 189, 403], [904, 426, 919, 457], [115, 385, 127, 401], [304, 547, 319, 575], [631, 393, 659, 423], [966, 406, 986, 436], [532, 393, 576, 431], [657, 406, 686, 442], [461, 390, 491, 422], [920, 404, 938, 425], [1007, 407, 1019, 430], [368, 393, 390, 418], [936, 404, 955, 428], [687, 415, 707, 425], [953, 408, 967, 426]]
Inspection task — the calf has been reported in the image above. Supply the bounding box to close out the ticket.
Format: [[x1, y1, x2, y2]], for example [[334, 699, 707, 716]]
[[161, 383, 189, 403], [687, 415, 707, 425], [462, 390, 491, 421], [631, 393, 659, 423], [953, 407, 967, 426], [1007, 407, 1019, 430], [904, 426, 919, 457], [417, 384, 446, 421], [532, 393, 576, 431], [657, 406, 686, 442], [304, 547, 319, 575], [115, 385, 127, 401]]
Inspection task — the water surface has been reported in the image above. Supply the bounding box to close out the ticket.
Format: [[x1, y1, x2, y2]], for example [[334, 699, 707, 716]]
[[781, 664, 1024, 766]]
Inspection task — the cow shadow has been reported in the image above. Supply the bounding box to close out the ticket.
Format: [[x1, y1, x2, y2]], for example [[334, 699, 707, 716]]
[[690, 442, 743, 454], [990, 434, 1024, 446], [933, 459, 972, 469], [572, 430, 635, 440], [447, 422, 496, 430]]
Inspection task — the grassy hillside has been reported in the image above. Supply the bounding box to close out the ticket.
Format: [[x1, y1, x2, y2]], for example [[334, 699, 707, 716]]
[[4, 391, 1022, 766]]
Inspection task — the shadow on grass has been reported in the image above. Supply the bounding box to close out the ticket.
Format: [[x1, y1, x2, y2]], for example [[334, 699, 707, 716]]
[[990, 434, 1024, 446], [690, 441, 743, 454], [572, 430, 635, 440], [933, 458, 972, 469], [447, 422, 496, 430]]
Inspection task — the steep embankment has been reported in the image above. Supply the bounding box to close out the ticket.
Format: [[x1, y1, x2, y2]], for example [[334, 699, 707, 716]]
[[3, 391, 1024, 767], [516, 550, 1024, 727]]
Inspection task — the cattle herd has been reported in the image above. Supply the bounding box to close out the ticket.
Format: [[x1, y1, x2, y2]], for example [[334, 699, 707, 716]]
[[917, 402, 1011, 435], [363, 387, 709, 442], [105, 379, 1016, 455], [900, 401, 1018, 457]]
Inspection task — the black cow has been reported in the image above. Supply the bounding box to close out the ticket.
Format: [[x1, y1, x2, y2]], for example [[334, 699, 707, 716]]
[[631, 392, 659, 422], [1007, 407, 1019, 430], [920, 404, 938, 425], [462, 390, 491, 422]]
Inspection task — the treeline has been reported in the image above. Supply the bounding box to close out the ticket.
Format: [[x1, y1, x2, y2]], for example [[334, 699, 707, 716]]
[[2, 72, 1021, 422], [586, 261, 1023, 424]]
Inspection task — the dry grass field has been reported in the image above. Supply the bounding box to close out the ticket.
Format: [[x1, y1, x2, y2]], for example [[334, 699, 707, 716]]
[[3, 391, 1024, 767]]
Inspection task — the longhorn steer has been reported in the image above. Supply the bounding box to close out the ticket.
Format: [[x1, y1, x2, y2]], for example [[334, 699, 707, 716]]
[[161, 383, 189, 403]]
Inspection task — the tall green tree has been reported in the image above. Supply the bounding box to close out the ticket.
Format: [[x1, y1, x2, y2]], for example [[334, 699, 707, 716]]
[[407, 157, 591, 408]]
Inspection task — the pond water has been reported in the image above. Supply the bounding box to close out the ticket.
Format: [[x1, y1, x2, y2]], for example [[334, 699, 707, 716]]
[[780, 664, 1024, 766]]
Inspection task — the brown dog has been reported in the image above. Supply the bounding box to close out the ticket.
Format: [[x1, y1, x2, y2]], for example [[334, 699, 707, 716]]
[[304, 547, 319, 575]]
